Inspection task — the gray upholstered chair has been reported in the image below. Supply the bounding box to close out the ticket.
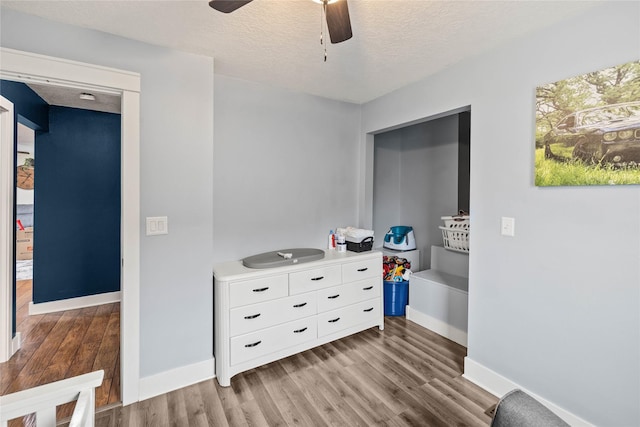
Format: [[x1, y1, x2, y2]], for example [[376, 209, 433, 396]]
[[491, 389, 570, 427]]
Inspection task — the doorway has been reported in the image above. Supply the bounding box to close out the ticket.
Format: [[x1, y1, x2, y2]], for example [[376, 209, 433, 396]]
[[363, 106, 471, 346], [371, 110, 471, 270], [3, 82, 123, 415], [0, 47, 141, 406]]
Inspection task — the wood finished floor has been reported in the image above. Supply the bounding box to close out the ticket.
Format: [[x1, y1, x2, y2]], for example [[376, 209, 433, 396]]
[[0, 279, 120, 425], [81, 317, 498, 427]]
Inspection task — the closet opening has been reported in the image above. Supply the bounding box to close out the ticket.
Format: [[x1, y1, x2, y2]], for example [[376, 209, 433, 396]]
[[369, 107, 471, 347]]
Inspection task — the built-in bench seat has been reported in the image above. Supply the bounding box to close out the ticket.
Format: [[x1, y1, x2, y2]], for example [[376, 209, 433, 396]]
[[407, 245, 469, 346]]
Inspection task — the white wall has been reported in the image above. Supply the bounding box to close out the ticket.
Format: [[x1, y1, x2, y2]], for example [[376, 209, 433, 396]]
[[16, 122, 34, 205], [1, 10, 215, 378], [213, 75, 361, 263], [373, 116, 459, 269], [362, 3, 640, 426]]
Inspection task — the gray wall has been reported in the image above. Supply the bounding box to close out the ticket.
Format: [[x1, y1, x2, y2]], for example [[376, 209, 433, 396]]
[[1, 10, 215, 377], [363, 3, 640, 426], [3, 4, 639, 425], [213, 75, 361, 262], [373, 116, 459, 269]]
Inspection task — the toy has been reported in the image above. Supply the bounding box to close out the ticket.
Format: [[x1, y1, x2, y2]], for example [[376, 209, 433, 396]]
[[383, 255, 412, 282]]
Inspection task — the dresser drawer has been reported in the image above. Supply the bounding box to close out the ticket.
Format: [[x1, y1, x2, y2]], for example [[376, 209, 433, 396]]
[[342, 258, 380, 283], [229, 275, 288, 308], [289, 265, 341, 295], [317, 298, 381, 338], [230, 317, 317, 366], [316, 278, 380, 313], [230, 292, 317, 336]]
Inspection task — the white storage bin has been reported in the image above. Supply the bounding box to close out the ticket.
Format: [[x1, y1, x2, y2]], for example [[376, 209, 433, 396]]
[[440, 215, 470, 253]]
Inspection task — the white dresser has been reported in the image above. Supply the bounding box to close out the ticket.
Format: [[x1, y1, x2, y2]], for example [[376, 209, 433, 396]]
[[213, 250, 383, 386]]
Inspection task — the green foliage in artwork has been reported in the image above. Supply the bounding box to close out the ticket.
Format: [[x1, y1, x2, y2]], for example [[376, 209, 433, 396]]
[[535, 148, 640, 186], [535, 60, 640, 145]]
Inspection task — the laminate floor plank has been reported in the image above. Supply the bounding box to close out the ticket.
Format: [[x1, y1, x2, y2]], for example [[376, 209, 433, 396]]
[[350, 332, 426, 388], [22, 311, 64, 347], [288, 366, 356, 427], [215, 377, 244, 421], [303, 365, 370, 427], [316, 366, 393, 426], [446, 375, 500, 410], [242, 370, 286, 426], [57, 317, 499, 426], [351, 355, 458, 427], [1, 280, 121, 424], [109, 351, 121, 404], [308, 344, 345, 372], [423, 379, 491, 425], [92, 312, 120, 379], [266, 365, 329, 427], [239, 399, 271, 427], [165, 388, 189, 427], [181, 381, 214, 427], [385, 333, 464, 380], [254, 363, 307, 426], [387, 318, 466, 366], [346, 361, 410, 415], [143, 392, 171, 427], [198, 380, 231, 427], [429, 377, 496, 423], [417, 380, 489, 426]]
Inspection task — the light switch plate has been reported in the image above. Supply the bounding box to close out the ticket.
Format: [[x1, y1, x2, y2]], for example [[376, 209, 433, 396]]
[[146, 216, 168, 236], [501, 217, 515, 237]]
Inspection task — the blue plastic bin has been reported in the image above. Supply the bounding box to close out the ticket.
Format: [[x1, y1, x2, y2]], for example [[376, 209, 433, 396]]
[[384, 280, 409, 316]]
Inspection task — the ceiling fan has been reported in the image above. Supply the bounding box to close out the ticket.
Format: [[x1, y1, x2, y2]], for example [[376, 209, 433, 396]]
[[208, 0, 353, 44]]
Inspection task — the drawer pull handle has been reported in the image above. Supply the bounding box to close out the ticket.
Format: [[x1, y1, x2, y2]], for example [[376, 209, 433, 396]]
[[293, 302, 308, 308], [328, 317, 341, 323], [363, 307, 374, 312], [328, 294, 340, 299], [244, 341, 262, 348], [362, 286, 374, 290], [311, 276, 324, 281], [357, 267, 368, 272], [244, 313, 261, 320], [294, 327, 308, 333], [253, 287, 269, 293]]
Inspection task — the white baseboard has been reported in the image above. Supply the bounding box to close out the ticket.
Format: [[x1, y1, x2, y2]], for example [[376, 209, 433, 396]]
[[138, 357, 215, 401], [406, 305, 467, 347], [11, 332, 21, 356], [463, 357, 594, 427], [29, 291, 120, 315]]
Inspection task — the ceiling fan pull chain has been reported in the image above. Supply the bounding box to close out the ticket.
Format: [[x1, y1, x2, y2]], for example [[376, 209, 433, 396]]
[[320, 2, 324, 46], [321, 1, 328, 61]]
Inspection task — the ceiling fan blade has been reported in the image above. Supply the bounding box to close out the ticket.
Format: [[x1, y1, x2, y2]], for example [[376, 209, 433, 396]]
[[208, 0, 253, 14], [325, 0, 353, 44]]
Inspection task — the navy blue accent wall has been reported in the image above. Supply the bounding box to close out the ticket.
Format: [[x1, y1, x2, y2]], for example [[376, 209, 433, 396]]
[[34, 106, 121, 303], [0, 80, 49, 131]]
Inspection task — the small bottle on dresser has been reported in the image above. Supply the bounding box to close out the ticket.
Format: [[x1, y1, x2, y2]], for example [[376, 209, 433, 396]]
[[328, 230, 336, 250]]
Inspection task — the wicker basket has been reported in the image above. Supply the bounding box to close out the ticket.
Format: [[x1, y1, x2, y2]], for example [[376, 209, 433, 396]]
[[440, 215, 470, 253]]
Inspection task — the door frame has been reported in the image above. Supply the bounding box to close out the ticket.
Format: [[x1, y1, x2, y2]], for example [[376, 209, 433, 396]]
[[0, 95, 15, 363], [0, 48, 141, 405]]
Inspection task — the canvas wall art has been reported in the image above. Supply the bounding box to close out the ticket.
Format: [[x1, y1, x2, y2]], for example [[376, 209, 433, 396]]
[[535, 60, 640, 186]]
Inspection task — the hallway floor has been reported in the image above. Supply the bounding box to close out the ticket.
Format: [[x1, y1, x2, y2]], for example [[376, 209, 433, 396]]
[[0, 279, 120, 424]]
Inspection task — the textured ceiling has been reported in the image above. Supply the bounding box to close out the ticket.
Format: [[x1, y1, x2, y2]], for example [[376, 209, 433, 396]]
[[2, 0, 602, 104], [27, 82, 122, 114]]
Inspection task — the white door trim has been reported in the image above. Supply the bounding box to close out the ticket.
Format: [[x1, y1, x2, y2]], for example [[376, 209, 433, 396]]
[[0, 47, 141, 405], [0, 95, 15, 363]]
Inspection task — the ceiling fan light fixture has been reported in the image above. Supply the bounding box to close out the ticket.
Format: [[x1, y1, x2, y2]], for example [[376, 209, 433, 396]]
[[312, 0, 339, 4]]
